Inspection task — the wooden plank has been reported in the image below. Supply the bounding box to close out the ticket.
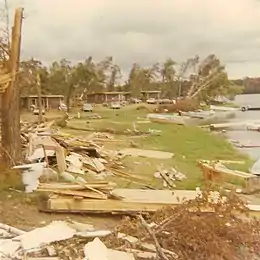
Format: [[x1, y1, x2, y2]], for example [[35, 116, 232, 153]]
[[55, 143, 66, 173], [108, 167, 148, 182], [36, 188, 108, 200], [42, 197, 172, 213], [111, 189, 195, 203], [38, 182, 115, 191], [41, 195, 260, 216]]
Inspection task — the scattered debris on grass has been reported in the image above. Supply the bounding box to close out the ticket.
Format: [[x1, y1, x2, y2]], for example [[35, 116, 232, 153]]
[[154, 167, 186, 188], [84, 113, 102, 119], [1, 189, 259, 259]]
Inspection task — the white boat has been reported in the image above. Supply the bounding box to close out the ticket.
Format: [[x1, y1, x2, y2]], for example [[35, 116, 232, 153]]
[[210, 105, 239, 112]]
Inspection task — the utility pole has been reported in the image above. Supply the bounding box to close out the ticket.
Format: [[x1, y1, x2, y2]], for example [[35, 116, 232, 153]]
[[1, 8, 23, 166]]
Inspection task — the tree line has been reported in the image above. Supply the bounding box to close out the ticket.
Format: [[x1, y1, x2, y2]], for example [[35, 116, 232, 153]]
[[19, 54, 242, 108], [231, 78, 260, 94]]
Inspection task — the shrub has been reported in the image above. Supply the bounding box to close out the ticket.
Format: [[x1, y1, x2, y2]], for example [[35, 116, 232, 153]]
[[155, 98, 200, 113]]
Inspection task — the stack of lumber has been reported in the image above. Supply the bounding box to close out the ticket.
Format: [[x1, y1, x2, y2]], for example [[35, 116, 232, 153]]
[[18, 121, 152, 191], [37, 181, 117, 200], [38, 188, 200, 214]]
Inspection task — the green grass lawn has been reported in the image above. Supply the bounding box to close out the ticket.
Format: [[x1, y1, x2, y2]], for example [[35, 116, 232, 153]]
[[57, 104, 252, 190]]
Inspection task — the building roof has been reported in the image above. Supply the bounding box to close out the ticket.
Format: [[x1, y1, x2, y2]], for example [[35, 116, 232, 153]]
[[21, 95, 64, 98], [141, 90, 161, 93], [87, 91, 130, 95]]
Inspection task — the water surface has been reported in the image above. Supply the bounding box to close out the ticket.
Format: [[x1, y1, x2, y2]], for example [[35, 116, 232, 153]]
[[226, 94, 260, 160]]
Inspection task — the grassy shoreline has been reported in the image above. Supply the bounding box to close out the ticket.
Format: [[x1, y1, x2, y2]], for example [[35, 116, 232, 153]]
[[60, 105, 252, 190]]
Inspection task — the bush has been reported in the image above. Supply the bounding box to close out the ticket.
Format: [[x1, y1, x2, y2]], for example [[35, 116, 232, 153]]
[[155, 98, 200, 113]]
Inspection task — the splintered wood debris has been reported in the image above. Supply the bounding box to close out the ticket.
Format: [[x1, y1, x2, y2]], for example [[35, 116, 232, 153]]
[[0, 221, 116, 260], [16, 121, 153, 193], [2, 189, 260, 259]]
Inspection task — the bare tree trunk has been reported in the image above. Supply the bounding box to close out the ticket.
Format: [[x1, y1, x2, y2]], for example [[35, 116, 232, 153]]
[[36, 72, 43, 123], [1, 8, 23, 166], [189, 72, 221, 99], [66, 84, 73, 113]]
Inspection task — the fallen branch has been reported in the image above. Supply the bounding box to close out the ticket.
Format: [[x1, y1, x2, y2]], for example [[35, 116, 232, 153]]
[[138, 215, 171, 260]]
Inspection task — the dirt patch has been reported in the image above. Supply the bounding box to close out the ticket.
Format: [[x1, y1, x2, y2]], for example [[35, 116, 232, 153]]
[[0, 191, 120, 230]]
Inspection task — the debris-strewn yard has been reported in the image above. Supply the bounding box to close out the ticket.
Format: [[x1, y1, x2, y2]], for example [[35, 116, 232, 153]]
[[1, 188, 260, 260], [0, 105, 252, 226], [62, 105, 252, 189], [0, 104, 258, 259]]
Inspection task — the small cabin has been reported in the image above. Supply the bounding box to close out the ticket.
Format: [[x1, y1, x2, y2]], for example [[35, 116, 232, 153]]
[[86, 92, 130, 104], [20, 95, 64, 110], [141, 90, 161, 101]]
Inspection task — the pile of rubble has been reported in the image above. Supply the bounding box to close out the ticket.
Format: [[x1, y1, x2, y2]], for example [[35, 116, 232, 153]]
[[17, 120, 148, 190], [1, 189, 259, 260], [154, 167, 187, 188]]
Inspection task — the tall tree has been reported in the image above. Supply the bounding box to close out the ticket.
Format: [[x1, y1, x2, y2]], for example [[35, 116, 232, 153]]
[[160, 58, 176, 97], [19, 58, 49, 95], [177, 56, 199, 97], [107, 64, 121, 91], [186, 54, 234, 101]]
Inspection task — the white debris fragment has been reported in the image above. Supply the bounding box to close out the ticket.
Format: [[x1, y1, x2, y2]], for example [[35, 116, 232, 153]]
[[16, 221, 76, 251], [0, 240, 21, 259], [84, 238, 134, 260], [207, 191, 220, 204], [27, 147, 55, 162], [13, 162, 46, 193], [155, 167, 187, 188], [84, 237, 108, 260], [60, 172, 76, 182], [66, 153, 84, 174], [67, 221, 94, 232], [76, 230, 111, 238], [195, 187, 202, 196], [0, 223, 25, 236], [154, 171, 161, 179], [117, 233, 138, 243], [66, 153, 83, 168]]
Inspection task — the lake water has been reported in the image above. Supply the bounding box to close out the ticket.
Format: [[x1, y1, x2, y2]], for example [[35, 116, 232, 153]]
[[226, 94, 260, 160]]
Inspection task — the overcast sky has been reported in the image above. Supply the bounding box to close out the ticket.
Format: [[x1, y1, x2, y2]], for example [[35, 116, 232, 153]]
[[5, 0, 260, 79]]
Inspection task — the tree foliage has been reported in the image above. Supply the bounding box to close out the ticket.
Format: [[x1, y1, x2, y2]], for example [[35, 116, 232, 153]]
[[19, 54, 241, 103], [232, 77, 259, 94]]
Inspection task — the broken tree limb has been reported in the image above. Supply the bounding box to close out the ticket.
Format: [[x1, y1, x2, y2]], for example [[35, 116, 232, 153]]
[[138, 215, 172, 260]]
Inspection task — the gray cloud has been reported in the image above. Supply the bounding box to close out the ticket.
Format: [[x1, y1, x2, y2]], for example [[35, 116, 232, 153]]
[[4, 0, 260, 78]]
